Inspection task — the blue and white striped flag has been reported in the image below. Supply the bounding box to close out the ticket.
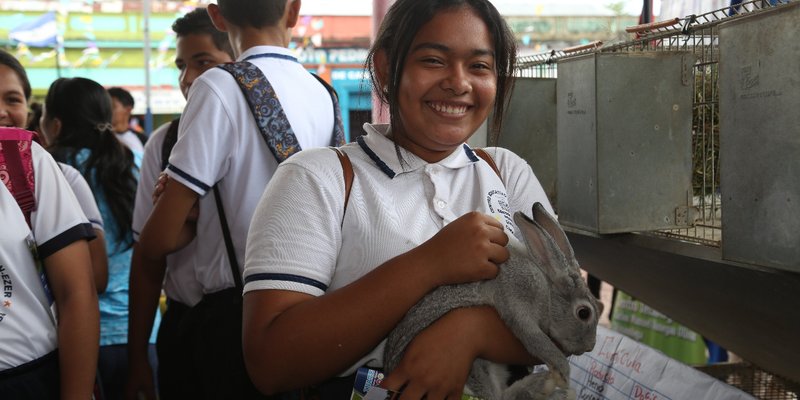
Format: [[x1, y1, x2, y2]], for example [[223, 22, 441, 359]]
[[9, 12, 58, 47]]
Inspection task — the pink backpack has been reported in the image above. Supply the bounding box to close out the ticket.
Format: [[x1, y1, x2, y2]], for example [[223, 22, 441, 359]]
[[0, 127, 37, 228]]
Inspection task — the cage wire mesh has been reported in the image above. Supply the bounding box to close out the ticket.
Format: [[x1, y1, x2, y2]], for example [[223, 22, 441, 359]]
[[696, 362, 800, 400], [513, 0, 794, 247]]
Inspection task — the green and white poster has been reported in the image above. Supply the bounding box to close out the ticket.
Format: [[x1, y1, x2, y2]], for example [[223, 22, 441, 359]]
[[610, 291, 707, 365]]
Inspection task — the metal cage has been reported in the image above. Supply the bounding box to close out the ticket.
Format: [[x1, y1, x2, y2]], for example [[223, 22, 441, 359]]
[[512, 0, 794, 246]]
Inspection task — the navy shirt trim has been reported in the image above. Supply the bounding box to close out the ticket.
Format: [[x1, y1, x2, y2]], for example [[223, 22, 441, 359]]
[[38, 223, 96, 259], [357, 135, 396, 179], [245, 273, 328, 292], [166, 163, 211, 192]]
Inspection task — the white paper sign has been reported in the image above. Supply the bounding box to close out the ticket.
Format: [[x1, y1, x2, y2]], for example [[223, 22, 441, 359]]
[[567, 326, 756, 400]]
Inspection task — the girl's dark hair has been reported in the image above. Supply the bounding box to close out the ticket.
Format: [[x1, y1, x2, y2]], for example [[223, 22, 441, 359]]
[[45, 77, 137, 251], [0, 49, 32, 100], [366, 0, 517, 135]]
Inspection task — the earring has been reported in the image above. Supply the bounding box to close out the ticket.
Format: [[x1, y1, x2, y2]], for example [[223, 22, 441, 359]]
[[382, 84, 389, 95]]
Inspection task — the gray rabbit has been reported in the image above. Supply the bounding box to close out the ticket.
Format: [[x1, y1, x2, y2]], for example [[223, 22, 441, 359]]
[[384, 202, 602, 400]]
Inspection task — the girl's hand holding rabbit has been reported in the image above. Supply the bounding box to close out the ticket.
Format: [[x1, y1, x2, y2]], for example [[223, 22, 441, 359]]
[[410, 211, 510, 287]]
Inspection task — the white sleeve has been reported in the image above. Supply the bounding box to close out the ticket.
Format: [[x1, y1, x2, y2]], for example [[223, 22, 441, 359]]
[[31, 143, 94, 259], [165, 75, 237, 196], [58, 163, 103, 232], [490, 147, 555, 219], [243, 150, 344, 296], [132, 122, 170, 240]]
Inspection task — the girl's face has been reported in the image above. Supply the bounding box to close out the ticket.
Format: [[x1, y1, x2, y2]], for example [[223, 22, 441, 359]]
[[393, 6, 497, 163], [0, 64, 29, 128]]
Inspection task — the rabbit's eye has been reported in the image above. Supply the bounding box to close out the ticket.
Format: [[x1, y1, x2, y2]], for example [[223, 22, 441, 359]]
[[577, 306, 592, 321]]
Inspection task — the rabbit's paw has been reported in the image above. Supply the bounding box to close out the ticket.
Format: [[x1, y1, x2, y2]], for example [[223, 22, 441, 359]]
[[550, 369, 568, 390], [544, 387, 574, 400]]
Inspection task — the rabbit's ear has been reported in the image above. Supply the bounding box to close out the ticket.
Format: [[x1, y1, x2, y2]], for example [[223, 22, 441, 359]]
[[530, 202, 576, 263], [513, 203, 576, 277]]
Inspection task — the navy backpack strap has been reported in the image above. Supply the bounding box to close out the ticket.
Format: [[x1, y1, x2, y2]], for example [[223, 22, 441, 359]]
[[160, 117, 181, 171], [311, 73, 346, 147], [218, 61, 302, 163]]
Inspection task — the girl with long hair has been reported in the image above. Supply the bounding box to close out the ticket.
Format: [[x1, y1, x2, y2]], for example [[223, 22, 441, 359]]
[[41, 77, 159, 400]]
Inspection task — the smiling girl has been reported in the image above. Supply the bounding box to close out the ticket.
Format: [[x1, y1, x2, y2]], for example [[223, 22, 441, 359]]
[[241, 1, 554, 399], [0, 49, 99, 400]]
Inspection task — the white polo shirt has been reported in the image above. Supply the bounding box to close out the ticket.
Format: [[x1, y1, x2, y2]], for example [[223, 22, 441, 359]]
[[166, 45, 335, 296], [1, 142, 94, 370], [243, 123, 553, 374], [116, 130, 145, 155], [132, 121, 202, 307], [59, 162, 104, 232]]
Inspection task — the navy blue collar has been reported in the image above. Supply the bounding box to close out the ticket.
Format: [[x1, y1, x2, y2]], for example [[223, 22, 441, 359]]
[[242, 53, 299, 63], [357, 136, 480, 179]]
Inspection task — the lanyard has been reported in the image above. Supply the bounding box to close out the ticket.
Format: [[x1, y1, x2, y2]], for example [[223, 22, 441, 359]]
[[242, 53, 299, 63]]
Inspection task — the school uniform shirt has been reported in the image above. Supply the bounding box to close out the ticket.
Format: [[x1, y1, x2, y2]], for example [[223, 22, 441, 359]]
[[165, 45, 335, 296], [243, 123, 554, 375], [59, 162, 104, 232], [67, 148, 159, 346], [116, 129, 145, 155], [132, 121, 202, 307], [0, 142, 94, 370]]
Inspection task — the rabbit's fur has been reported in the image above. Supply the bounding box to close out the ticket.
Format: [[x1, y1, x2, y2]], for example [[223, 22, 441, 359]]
[[384, 202, 602, 400]]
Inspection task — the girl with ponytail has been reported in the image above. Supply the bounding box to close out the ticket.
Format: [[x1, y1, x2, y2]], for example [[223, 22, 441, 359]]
[[41, 77, 160, 400]]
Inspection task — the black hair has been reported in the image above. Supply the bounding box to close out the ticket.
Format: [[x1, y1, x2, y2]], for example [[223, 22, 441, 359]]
[[172, 8, 234, 58], [27, 102, 42, 133], [366, 0, 517, 134], [45, 78, 137, 251], [107, 86, 135, 108], [217, 0, 287, 29], [0, 49, 32, 100]]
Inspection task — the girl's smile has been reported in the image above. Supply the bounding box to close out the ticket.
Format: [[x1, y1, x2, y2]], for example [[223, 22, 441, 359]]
[[390, 5, 497, 163]]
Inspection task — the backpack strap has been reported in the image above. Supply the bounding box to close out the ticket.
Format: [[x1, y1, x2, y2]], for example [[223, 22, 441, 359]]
[[473, 148, 503, 183], [332, 148, 354, 219], [0, 128, 37, 228], [218, 61, 345, 162], [161, 117, 181, 171]]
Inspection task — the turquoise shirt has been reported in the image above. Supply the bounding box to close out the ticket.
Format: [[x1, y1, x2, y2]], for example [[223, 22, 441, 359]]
[[71, 148, 160, 346]]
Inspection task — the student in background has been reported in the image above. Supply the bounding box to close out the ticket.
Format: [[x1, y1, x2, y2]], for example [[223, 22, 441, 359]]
[[136, 0, 342, 397], [107, 87, 147, 154], [41, 77, 160, 400], [29, 100, 109, 294], [0, 48, 99, 400], [126, 8, 234, 400]]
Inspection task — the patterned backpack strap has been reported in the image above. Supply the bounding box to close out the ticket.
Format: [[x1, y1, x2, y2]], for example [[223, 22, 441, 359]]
[[0, 127, 37, 228], [311, 73, 346, 147], [218, 61, 302, 163]]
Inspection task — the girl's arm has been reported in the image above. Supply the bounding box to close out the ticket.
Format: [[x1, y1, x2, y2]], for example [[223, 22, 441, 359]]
[[124, 244, 163, 400], [89, 229, 108, 293], [380, 307, 537, 400], [44, 239, 99, 400], [243, 211, 510, 395]]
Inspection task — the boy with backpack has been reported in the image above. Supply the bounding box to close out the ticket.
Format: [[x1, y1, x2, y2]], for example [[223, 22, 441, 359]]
[[126, 8, 234, 400], [134, 1, 343, 398]]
